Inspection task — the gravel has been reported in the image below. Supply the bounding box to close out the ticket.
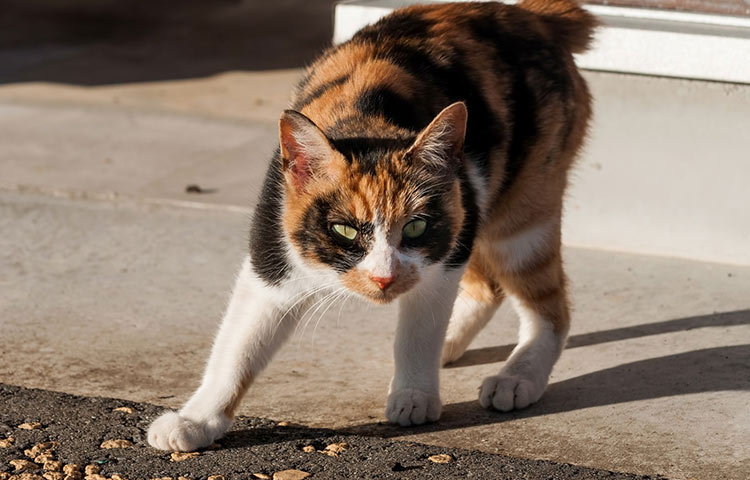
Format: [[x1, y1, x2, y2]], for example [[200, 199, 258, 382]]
[[0, 384, 670, 480]]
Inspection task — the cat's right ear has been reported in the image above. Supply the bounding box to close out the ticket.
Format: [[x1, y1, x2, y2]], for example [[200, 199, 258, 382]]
[[279, 110, 336, 191], [407, 102, 467, 175]]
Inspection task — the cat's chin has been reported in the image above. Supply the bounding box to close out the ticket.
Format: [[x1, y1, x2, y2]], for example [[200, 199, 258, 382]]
[[358, 285, 413, 304], [364, 292, 399, 305]]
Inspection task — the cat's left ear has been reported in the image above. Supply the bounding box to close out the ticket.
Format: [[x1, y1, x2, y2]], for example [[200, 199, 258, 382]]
[[407, 101, 467, 173], [279, 110, 338, 191]]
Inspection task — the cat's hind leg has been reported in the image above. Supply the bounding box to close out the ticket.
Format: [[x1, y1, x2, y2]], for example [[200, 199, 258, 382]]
[[441, 252, 504, 365], [479, 219, 569, 412], [148, 256, 308, 451]]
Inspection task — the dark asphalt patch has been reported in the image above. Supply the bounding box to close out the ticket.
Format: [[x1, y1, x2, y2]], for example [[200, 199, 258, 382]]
[[0, 384, 668, 480]]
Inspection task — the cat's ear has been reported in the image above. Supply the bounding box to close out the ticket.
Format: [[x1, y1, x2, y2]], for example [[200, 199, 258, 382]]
[[407, 102, 467, 173], [279, 110, 337, 191]]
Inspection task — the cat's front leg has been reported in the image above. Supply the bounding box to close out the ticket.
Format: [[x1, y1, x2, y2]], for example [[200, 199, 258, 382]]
[[148, 256, 306, 451], [386, 267, 463, 426]]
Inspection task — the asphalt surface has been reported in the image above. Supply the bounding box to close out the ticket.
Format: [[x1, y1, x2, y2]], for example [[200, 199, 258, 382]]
[[0, 384, 668, 480]]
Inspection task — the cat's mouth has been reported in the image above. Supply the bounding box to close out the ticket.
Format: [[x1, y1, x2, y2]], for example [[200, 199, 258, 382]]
[[340, 270, 417, 304], [361, 287, 403, 304]]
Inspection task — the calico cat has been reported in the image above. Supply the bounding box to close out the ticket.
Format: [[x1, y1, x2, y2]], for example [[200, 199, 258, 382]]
[[148, 0, 596, 451]]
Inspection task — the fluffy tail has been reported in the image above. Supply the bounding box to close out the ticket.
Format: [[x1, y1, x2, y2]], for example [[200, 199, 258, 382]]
[[518, 0, 598, 54]]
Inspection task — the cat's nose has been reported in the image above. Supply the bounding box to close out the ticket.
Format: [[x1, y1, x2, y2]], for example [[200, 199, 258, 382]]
[[369, 275, 395, 290]]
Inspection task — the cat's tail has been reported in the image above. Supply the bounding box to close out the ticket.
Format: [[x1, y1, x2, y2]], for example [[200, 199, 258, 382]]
[[518, 0, 598, 54]]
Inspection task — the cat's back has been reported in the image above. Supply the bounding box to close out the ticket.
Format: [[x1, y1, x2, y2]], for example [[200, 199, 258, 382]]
[[293, 0, 595, 136], [291, 0, 595, 217]]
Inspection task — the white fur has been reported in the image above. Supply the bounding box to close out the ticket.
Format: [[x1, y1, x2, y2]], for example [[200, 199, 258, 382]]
[[386, 265, 463, 426], [478, 295, 564, 411], [288, 119, 331, 163], [358, 222, 398, 279], [148, 210, 469, 449], [148, 256, 315, 451], [418, 120, 458, 169], [356, 215, 428, 286], [494, 221, 556, 272], [441, 293, 500, 365]]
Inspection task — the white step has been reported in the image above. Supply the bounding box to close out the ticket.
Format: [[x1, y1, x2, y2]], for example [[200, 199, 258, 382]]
[[334, 0, 750, 266]]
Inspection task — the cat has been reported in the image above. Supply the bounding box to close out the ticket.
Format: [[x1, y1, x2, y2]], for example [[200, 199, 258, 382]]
[[148, 0, 596, 451]]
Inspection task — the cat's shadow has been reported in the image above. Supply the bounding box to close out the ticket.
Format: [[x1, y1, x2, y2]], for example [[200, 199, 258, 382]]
[[342, 309, 750, 438], [221, 310, 749, 445], [445, 308, 750, 368]]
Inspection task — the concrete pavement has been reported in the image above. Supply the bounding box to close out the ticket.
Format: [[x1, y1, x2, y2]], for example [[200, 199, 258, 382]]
[[1, 1, 749, 479], [2, 187, 749, 480]]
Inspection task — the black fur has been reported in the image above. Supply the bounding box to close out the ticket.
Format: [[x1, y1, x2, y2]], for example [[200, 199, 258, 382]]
[[354, 86, 432, 132], [249, 150, 292, 285], [293, 195, 374, 273], [329, 136, 415, 175], [445, 169, 479, 268], [293, 74, 350, 110]]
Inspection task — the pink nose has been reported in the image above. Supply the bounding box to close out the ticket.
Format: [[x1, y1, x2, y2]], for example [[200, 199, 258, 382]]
[[369, 275, 395, 290]]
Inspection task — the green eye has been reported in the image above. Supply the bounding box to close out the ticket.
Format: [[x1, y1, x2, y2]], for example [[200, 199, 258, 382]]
[[403, 219, 427, 239], [331, 223, 358, 243]]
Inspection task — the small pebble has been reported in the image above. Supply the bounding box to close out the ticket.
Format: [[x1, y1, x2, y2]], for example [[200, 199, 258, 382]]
[[177, 477, 192, 480], [85, 474, 108, 480], [35, 442, 58, 451], [43, 461, 63, 472], [170, 452, 200, 462], [428, 453, 454, 463], [0, 473, 8, 480], [148, 477, 172, 480], [322, 442, 348, 456], [276, 421, 303, 427], [11, 459, 40, 472], [18, 422, 43, 431], [11, 474, 45, 480], [112, 407, 134, 414], [43, 473, 64, 480], [207, 476, 225, 480], [111, 475, 127, 480], [301, 445, 315, 453], [84, 465, 100, 476], [272, 470, 310, 480], [35, 454, 56, 464], [252, 475, 271, 480], [0, 437, 15, 448], [100, 439, 133, 449], [62, 465, 80, 475]]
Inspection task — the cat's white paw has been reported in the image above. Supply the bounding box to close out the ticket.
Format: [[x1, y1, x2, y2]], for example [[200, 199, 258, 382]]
[[386, 388, 442, 426], [478, 374, 545, 412], [147, 411, 231, 452]]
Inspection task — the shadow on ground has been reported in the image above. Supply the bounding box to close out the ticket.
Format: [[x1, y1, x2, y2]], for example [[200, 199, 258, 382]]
[[0, 0, 336, 85], [344, 309, 750, 438], [448, 309, 750, 368]]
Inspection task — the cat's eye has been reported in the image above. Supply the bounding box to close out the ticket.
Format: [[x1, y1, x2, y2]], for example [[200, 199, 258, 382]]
[[331, 223, 358, 244], [403, 219, 427, 239]]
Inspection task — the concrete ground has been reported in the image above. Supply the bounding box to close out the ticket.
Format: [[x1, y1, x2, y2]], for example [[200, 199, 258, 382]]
[[1, 1, 749, 480]]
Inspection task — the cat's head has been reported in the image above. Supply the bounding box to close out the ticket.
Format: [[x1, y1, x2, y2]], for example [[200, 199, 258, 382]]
[[279, 102, 467, 303]]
